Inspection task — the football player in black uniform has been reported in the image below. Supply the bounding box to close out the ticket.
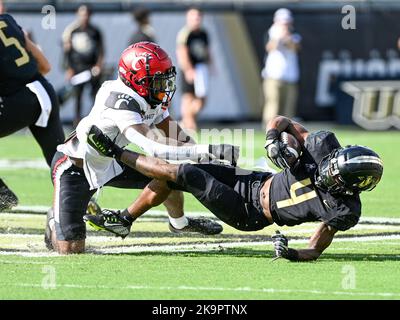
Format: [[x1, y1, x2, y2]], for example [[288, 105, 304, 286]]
[[0, 13, 65, 211], [84, 115, 383, 262]]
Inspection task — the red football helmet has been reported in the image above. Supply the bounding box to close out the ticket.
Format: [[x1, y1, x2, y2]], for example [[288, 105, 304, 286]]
[[118, 42, 176, 107]]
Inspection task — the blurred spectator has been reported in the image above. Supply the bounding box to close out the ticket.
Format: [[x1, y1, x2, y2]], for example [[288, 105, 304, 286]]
[[0, 0, 5, 14], [62, 4, 104, 127], [262, 8, 301, 127], [176, 7, 211, 131], [129, 7, 156, 44]]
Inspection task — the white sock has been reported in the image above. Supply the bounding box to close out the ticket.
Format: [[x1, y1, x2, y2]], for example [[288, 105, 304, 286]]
[[169, 216, 189, 229]]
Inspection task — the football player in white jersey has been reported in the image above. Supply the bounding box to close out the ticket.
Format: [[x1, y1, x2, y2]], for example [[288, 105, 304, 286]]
[[47, 42, 237, 254]]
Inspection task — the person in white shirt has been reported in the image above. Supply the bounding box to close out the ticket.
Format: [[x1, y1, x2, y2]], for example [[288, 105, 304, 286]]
[[46, 42, 234, 254], [262, 8, 301, 127]]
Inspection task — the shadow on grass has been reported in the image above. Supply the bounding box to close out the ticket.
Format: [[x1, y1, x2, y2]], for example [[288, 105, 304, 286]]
[[319, 253, 400, 262], [98, 248, 400, 262]]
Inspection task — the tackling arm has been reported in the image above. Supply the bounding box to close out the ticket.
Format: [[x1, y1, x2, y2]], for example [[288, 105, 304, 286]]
[[123, 124, 209, 162]]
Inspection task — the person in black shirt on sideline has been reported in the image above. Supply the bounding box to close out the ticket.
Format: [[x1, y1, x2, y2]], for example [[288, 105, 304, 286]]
[[84, 115, 383, 262], [62, 4, 104, 127], [0, 13, 64, 211], [176, 7, 211, 131]]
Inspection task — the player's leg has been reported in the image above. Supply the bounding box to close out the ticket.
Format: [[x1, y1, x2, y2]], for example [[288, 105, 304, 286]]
[[0, 178, 18, 212], [86, 162, 222, 236], [180, 92, 198, 130], [0, 86, 47, 210], [263, 78, 281, 126], [283, 82, 298, 120], [0, 86, 42, 137], [28, 78, 65, 166], [172, 163, 269, 231], [50, 153, 95, 254], [111, 151, 266, 231]]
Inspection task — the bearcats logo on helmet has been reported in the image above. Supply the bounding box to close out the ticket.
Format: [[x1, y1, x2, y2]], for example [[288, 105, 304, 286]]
[[131, 54, 152, 72]]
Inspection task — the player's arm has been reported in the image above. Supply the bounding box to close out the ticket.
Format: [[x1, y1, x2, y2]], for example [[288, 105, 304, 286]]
[[122, 124, 238, 164], [273, 223, 337, 262], [266, 115, 309, 145], [92, 29, 104, 76], [155, 116, 196, 145], [24, 34, 51, 75], [176, 31, 195, 83]]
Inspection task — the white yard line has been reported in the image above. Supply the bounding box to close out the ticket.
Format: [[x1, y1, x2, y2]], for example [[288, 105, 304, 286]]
[[3, 282, 400, 298], [0, 159, 47, 170]]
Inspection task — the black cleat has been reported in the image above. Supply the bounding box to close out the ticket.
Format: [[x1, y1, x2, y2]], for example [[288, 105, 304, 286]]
[[84, 209, 132, 238], [0, 182, 18, 212], [44, 207, 54, 251], [169, 216, 223, 235]]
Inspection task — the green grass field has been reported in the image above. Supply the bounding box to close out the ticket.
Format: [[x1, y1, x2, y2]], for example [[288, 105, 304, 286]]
[[0, 127, 399, 300]]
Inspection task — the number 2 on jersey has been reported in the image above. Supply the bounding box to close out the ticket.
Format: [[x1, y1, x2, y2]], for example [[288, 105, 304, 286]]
[[0, 21, 30, 67]]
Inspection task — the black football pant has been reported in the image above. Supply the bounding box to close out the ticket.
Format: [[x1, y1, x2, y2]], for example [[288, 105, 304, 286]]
[[0, 77, 65, 166], [169, 163, 272, 231], [51, 152, 153, 241]]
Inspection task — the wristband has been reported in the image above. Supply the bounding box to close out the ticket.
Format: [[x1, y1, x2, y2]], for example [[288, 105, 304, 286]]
[[287, 248, 299, 261]]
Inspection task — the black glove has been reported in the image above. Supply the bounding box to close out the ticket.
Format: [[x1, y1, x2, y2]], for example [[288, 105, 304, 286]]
[[271, 231, 289, 259], [87, 125, 124, 160], [209, 144, 240, 166], [265, 129, 289, 169]]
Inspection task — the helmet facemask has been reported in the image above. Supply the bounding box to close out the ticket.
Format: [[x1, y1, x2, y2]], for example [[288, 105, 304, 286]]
[[315, 148, 353, 195], [146, 67, 177, 107]]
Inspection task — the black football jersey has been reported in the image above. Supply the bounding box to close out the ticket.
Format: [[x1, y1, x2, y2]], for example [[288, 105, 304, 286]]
[[269, 131, 361, 231], [0, 14, 39, 95]]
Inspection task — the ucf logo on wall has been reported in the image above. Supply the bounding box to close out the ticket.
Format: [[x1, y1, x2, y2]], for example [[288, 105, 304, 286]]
[[341, 81, 400, 130]]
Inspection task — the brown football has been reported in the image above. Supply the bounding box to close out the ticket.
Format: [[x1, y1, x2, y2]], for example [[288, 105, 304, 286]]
[[279, 132, 301, 166]]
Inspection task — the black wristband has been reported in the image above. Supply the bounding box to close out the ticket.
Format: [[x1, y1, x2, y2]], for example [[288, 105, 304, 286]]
[[266, 128, 280, 141], [287, 248, 299, 261]]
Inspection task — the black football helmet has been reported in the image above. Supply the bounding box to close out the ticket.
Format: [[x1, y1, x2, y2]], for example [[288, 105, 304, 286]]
[[315, 145, 383, 195]]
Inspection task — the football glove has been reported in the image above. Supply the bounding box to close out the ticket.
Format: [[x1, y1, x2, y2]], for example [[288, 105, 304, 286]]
[[87, 125, 124, 160], [209, 144, 240, 167], [271, 230, 289, 259], [265, 129, 291, 169]]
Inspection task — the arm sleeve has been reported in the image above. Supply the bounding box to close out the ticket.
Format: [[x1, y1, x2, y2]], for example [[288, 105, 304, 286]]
[[124, 126, 209, 161]]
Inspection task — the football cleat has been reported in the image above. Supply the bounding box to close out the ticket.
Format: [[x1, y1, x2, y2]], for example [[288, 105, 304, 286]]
[[169, 217, 223, 235], [84, 209, 132, 238], [0, 181, 18, 212], [44, 207, 55, 251]]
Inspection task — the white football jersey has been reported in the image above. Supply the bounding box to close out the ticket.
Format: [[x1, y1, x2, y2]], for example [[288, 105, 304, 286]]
[[57, 77, 170, 189]]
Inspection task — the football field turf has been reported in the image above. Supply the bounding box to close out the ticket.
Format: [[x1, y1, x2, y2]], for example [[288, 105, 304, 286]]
[[0, 127, 399, 300]]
